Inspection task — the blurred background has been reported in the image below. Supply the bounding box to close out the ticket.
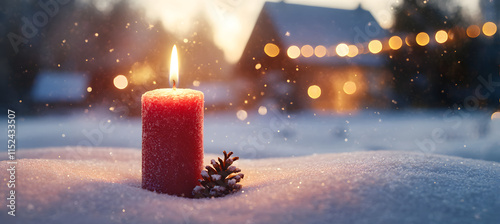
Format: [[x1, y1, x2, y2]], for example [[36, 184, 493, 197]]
[[1, 0, 500, 161]]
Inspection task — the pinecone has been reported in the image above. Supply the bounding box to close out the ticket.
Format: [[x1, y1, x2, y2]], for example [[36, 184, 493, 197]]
[[192, 151, 244, 198]]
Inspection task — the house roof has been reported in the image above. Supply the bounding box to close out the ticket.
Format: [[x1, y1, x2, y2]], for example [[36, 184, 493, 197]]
[[260, 2, 389, 66]]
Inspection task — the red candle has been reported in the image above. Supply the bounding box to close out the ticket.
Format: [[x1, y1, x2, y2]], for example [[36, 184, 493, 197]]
[[142, 45, 204, 197]]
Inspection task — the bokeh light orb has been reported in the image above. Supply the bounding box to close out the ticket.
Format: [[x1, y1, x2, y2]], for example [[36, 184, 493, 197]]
[[314, 45, 327, 58], [343, 81, 357, 95], [467, 25, 480, 38], [287, 46, 300, 59], [482, 22, 497, 37], [258, 106, 268, 115], [368, 40, 382, 54], [347, 45, 358, 57], [113, 75, 128, 89], [301, 45, 314, 58], [264, 43, 280, 57], [307, 85, 321, 99], [236, 110, 248, 121], [416, 32, 430, 46], [336, 43, 349, 57], [492, 112, 500, 120], [389, 36, 403, 50], [435, 30, 448, 44]]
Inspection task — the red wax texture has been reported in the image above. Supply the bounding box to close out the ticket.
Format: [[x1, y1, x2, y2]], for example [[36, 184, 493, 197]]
[[142, 88, 204, 197]]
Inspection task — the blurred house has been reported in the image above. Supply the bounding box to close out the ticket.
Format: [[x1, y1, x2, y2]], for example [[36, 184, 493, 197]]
[[4, 1, 231, 115], [237, 2, 393, 112]]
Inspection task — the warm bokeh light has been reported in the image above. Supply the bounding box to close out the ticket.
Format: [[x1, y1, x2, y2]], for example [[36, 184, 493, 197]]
[[467, 25, 480, 38], [264, 43, 280, 57], [301, 45, 314, 58], [347, 45, 358, 57], [113, 75, 128, 89], [492, 112, 500, 120], [405, 36, 412, 46], [447, 30, 455, 40], [336, 43, 349, 57], [87, 87, 92, 93], [416, 32, 430, 46], [314, 45, 327, 58], [482, 22, 497, 37], [435, 30, 448, 44], [287, 45, 300, 59], [368, 40, 382, 54], [388, 36, 402, 50], [343, 81, 357, 95], [236, 110, 248, 121], [307, 85, 321, 99], [258, 106, 268, 115], [192, 80, 200, 87], [255, 63, 262, 70]]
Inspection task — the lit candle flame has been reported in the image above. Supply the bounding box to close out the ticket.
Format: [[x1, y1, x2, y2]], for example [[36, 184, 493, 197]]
[[169, 45, 178, 89]]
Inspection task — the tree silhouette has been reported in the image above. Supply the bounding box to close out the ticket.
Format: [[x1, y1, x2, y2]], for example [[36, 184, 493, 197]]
[[389, 0, 471, 108]]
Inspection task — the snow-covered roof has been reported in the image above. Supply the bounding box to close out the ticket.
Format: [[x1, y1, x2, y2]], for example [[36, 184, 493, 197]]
[[260, 2, 389, 66]]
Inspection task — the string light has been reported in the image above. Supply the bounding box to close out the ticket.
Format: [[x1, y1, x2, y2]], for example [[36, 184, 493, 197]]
[[263, 22, 498, 59], [416, 32, 430, 46], [389, 36, 403, 50], [482, 22, 497, 36], [368, 40, 382, 54], [435, 30, 448, 44]]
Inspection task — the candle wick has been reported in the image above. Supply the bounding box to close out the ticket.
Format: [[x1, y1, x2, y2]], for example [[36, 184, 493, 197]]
[[173, 80, 176, 90]]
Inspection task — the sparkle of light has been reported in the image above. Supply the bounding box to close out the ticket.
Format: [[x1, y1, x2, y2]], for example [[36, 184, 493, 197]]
[[236, 110, 248, 121], [301, 45, 314, 58], [307, 85, 321, 99], [86, 87, 92, 92], [255, 63, 262, 70], [482, 22, 497, 37], [389, 36, 403, 50], [264, 43, 280, 57], [467, 25, 480, 38], [343, 81, 357, 95], [368, 40, 382, 54], [314, 45, 327, 58], [258, 106, 268, 115], [347, 45, 358, 57], [336, 43, 349, 57], [287, 46, 300, 59], [435, 30, 448, 44], [416, 32, 430, 46], [169, 45, 179, 88], [113, 75, 128, 90], [193, 80, 200, 87]]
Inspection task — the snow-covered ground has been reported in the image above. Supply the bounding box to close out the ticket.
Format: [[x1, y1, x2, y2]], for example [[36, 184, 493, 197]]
[[1, 109, 499, 223], [0, 148, 499, 223], [5, 108, 500, 161]]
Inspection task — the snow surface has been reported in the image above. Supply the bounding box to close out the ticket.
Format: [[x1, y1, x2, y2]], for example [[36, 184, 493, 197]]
[[1, 147, 499, 224], [6, 109, 500, 162]]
